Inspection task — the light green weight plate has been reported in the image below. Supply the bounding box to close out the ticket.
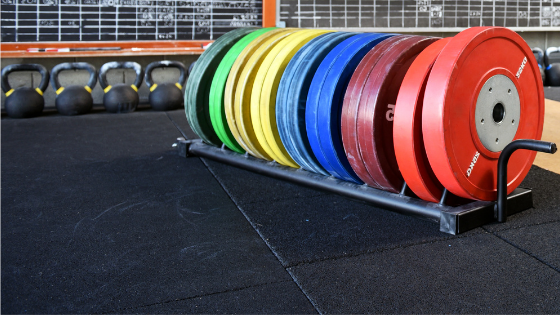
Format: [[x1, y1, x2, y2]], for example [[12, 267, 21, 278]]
[[209, 28, 276, 153], [185, 27, 257, 145]]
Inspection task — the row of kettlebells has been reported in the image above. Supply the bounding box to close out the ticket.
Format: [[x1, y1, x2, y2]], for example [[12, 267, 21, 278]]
[[1, 60, 192, 118], [533, 47, 560, 86]]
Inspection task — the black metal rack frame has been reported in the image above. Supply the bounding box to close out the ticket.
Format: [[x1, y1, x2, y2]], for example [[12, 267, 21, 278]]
[[176, 138, 556, 235]]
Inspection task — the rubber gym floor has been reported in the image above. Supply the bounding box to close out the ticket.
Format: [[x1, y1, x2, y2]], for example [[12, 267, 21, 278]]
[[2, 88, 560, 314]]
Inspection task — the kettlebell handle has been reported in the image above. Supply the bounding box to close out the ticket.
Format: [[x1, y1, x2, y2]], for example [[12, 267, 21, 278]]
[[1, 63, 50, 95], [144, 60, 188, 90], [545, 47, 560, 66], [51, 62, 97, 94], [188, 61, 196, 76], [98, 61, 144, 91], [532, 48, 544, 67]]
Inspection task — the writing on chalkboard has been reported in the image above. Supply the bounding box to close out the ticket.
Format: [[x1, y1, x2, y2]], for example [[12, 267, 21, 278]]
[[280, 0, 560, 29], [0, 0, 262, 42]]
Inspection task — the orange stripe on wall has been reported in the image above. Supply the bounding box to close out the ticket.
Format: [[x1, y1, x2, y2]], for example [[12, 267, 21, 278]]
[[262, 0, 276, 27]]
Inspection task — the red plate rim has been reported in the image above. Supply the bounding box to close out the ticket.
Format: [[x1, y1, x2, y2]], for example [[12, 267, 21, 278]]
[[422, 27, 545, 201], [393, 38, 451, 202], [357, 36, 439, 193], [342, 35, 411, 189]]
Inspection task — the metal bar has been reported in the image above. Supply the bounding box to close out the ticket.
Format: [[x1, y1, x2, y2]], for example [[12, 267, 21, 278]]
[[439, 188, 532, 234], [399, 181, 407, 196], [177, 139, 537, 235], [186, 139, 442, 222], [497, 139, 556, 222], [438, 188, 449, 206]]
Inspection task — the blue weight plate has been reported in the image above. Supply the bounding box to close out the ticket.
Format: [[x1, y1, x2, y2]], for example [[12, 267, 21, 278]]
[[275, 33, 331, 173], [274, 33, 329, 171], [277, 32, 355, 175], [318, 32, 395, 183], [307, 32, 394, 183], [306, 33, 369, 181]]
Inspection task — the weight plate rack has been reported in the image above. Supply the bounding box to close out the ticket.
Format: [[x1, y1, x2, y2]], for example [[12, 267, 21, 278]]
[[176, 138, 554, 235], [181, 26, 557, 235]]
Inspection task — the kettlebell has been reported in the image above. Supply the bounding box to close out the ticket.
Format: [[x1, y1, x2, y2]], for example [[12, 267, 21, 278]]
[[1, 64, 49, 118], [545, 47, 560, 87], [532, 47, 546, 83], [51, 62, 97, 115], [145, 60, 188, 111], [98, 61, 144, 113], [188, 61, 196, 75]]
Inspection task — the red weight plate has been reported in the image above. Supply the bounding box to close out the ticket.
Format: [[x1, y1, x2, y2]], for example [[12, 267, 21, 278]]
[[423, 27, 545, 201], [357, 36, 439, 193], [342, 35, 411, 189], [393, 38, 451, 202]]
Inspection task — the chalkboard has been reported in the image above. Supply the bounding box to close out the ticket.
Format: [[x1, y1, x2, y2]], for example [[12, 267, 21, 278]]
[[279, 0, 560, 30], [0, 0, 262, 42]]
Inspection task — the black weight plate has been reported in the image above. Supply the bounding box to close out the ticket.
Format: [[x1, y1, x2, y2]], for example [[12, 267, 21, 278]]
[[185, 27, 257, 145]]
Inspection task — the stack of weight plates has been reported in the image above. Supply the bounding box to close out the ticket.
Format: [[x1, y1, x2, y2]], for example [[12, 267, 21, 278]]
[[185, 26, 544, 202]]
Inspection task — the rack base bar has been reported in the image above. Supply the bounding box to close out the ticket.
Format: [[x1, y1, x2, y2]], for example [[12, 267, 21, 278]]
[[177, 139, 533, 235]]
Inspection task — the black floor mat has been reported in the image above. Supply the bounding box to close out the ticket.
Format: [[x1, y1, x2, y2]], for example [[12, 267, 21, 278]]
[[3, 109, 560, 314], [1, 112, 310, 313]]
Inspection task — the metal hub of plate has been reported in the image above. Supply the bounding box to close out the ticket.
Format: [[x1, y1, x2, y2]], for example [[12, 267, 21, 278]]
[[474, 74, 520, 152], [423, 27, 544, 201]]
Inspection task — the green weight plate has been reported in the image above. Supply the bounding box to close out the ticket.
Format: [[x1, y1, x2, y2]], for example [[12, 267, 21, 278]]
[[185, 27, 257, 145], [209, 27, 276, 153]]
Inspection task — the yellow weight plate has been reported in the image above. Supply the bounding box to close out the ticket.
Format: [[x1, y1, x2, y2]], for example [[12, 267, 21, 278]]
[[224, 29, 295, 157], [253, 29, 332, 167], [224, 29, 294, 158], [224, 28, 295, 158], [231, 28, 299, 160]]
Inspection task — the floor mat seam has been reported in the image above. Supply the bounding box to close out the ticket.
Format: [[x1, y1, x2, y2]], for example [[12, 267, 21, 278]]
[[483, 217, 560, 233], [110, 279, 295, 313], [286, 268, 325, 315], [164, 112, 189, 139], [199, 157, 321, 314], [483, 226, 560, 274], [285, 229, 487, 269]]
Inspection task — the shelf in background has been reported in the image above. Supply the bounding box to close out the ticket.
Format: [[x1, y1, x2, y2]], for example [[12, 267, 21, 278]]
[[1, 40, 213, 58]]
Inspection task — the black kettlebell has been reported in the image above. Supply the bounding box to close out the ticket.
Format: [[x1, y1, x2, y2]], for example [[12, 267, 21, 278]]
[[532, 47, 546, 83], [51, 62, 97, 115], [1, 64, 49, 118], [145, 60, 188, 111], [98, 61, 144, 113], [545, 47, 560, 87], [188, 61, 196, 75], [546, 64, 560, 87]]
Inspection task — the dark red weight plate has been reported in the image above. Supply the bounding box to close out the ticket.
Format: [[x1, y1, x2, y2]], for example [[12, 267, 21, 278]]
[[342, 35, 411, 189], [357, 36, 439, 193], [393, 38, 451, 202], [423, 27, 545, 201]]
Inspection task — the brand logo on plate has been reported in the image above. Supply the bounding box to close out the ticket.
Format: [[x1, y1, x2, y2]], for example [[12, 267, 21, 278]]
[[467, 151, 480, 177], [516, 57, 527, 79]]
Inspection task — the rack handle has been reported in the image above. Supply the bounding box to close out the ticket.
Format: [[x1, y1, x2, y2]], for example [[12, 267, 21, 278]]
[[497, 139, 557, 222]]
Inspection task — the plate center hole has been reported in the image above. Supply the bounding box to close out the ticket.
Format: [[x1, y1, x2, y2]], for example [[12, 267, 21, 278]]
[[492, 102, 505, 123]]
